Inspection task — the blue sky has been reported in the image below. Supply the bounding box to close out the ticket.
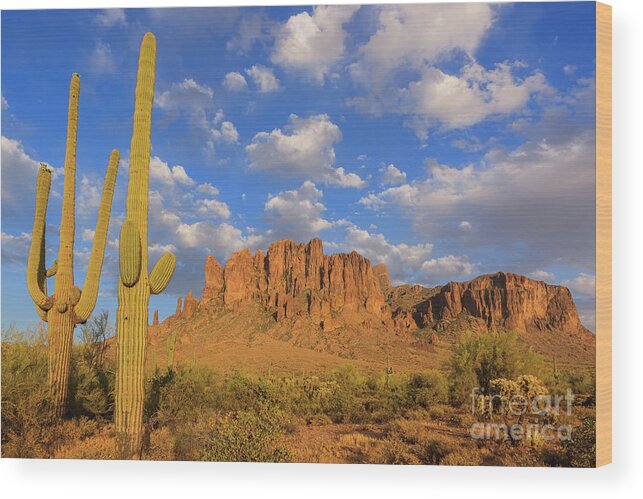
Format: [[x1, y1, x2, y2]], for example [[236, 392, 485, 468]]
[[1, 3, 597, 332]]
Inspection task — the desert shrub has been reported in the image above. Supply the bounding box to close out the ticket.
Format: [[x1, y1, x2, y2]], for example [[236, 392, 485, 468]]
[[200, 404, 292, 463], [440, 448, 483, 466], [379, 437, 419, 465], [563, 417, 596, 467], [419, 434, 460, 465], [1, 326, 55, 457], [68, 311, 114, 419], [148, 365, 221, 428], [405, 371, 449, 408], [449, 331, 544, 406]]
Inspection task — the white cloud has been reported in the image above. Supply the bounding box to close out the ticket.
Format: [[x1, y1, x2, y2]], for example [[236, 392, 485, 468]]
[[77, 175, 102, 212], [360, 129, 596, 270], [90, 42, 115, 73], [246, 65, 281, 93], [223, 72, 248, 92], [197, 183, 220, 196], [155, 79, 214, 117], [246, 114, 366, 188], [347, 4, 547, 136], [211, 121, 239, 144], [149, 156, 195, 188], [1, 96, 8, 111], [563, 64, 577, 76], [528, 270, 555, 281], [264, 181, 332, 240], [562, 273, 595, 296], [82, 228, 96, 242], [332, 224, 434, 283], [421, 255, 476, 279], [94, 9, 127, 27], [272, 5, 359, 83], [381, 164, 407, 185], [197, 198, 231, 219], [1, 232, 31, 265], [350, 4, 494, 85], [459, 220, 472, 231], [398, 62, 549, 132], [1, 136, 40, 206]]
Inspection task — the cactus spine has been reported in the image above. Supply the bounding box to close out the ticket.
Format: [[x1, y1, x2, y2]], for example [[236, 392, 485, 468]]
[[115, 33, 176, 460], [26, 74, 119, 419]]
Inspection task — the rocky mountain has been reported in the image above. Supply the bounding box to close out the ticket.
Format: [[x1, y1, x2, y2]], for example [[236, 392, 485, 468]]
[[150, 238, 594, 370], [388, 272, 591, 337]]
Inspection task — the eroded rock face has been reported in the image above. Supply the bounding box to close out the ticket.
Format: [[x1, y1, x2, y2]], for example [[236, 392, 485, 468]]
[[392, 272, 588, 335], [199, 238, 390, 326], [202, 255, 223, 304], [373, 263, 391, 292]]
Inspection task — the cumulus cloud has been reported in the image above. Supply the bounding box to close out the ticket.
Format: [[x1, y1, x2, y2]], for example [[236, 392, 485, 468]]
[[197, 199, 231, 219], [1, 232, 31, 265], [326, 223, 475, 286], [155, 79, 215, 126], [562, 273, 595, 296], [93, 9, 127, 27], [347, 4, 547, 137], [211, 121, 239, 144], [420, 255, 476, 280], [1, 136, 40, 207], [381, 164, 407, 185], [350, 4, 493, 84], [398, 62, 549, 133], [223, 71, 248, 92], [89, 42, 116, 73], [528, 270, 555, 281], [272, 5, 359, 83], [149, 156, 195, 188], [360, 128, 596, 271], [246, 114, 366, 188], [264, 181, 332, 240], [246, 65, 281, 93]]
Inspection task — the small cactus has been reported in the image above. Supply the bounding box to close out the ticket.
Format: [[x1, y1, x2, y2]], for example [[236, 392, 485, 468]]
[[115, 32, 176, 460], [26, 73, 119, 418], [166, 331, 177, 371]]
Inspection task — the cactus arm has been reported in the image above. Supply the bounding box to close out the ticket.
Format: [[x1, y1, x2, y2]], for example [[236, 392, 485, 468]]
[[27, 165, 54, 313], [55, 73, 80, 295], [46, 260, 58, 278], [75, 149, 120, 323], [119, 220, 142, 287], [149, 252, 176, 295]]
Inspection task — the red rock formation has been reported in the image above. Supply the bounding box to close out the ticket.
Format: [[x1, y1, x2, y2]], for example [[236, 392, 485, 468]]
[[374, 263, 391, 292], [394, 272, 588, 335], [182, 290, 198, 319], [152, 309, 159, 326], [198, 238, 390, 327], [202, 255, 223, 304]]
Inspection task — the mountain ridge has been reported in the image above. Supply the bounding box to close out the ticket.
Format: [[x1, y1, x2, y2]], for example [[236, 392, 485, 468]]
[[149, 238, 595, 371]]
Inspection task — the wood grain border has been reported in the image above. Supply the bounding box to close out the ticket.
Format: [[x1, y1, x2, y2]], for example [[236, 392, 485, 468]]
[[596, 1, 612, 468]]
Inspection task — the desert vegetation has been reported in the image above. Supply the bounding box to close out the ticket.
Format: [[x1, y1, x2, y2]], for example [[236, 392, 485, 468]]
[[1, 322, 595, 466]]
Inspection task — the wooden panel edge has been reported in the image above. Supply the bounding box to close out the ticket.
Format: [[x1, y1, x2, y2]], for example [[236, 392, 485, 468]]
[[595, 1, 612, 468]]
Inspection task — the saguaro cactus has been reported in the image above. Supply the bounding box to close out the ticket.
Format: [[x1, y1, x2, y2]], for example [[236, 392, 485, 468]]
[[26, 73, 119, 419], [115, 32, 176, 460]]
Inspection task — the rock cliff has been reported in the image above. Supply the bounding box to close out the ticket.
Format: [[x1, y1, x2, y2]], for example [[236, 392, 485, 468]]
[[390, 272, 589, 336], [198, 238, 390, 330]]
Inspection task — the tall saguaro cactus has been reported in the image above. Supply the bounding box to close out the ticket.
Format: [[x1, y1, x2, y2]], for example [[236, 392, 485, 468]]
[[115, 32, 176, 460], [27, 73, 120, 418]]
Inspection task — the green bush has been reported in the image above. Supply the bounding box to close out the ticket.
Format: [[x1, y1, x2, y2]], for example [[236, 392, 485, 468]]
[[200, 403, 292, 462], [406, 371, 449, 408], [448, 331, 544, 406]]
